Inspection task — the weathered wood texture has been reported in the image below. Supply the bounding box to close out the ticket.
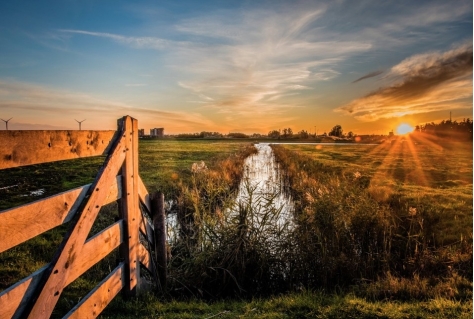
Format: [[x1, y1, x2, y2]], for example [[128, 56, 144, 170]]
[[138, 176, 151, 213], [0, 130, 116, 169], [119, 117, 141, 297], [0, 116, 159, 319], [139, 214, 155, 247], [138, 243, 154, 274], [26, 123, 127, 318], [0, 220, 123, 319], [64, 263, 125, 319], [0, 175, 122, 253]]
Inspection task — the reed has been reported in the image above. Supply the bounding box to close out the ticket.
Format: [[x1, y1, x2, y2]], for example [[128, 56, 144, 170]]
[[270, 143, 472, 300]]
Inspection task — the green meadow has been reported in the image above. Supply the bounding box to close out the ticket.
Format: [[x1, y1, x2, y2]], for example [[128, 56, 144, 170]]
[[0, 137, 472, 318], [278, 135, 472, 246]]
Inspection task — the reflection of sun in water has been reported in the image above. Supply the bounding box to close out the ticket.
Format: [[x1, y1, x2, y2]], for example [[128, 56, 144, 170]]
[[396, 123, 414, 135]]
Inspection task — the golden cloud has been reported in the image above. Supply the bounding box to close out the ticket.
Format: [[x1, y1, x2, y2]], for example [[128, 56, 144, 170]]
[[336, 43, 473, 121]]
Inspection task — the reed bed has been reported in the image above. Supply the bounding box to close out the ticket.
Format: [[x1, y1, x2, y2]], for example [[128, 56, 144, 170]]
[[1, 138, 471, 317], [270, 142, 472, 300], [162, 140, 471, 301]]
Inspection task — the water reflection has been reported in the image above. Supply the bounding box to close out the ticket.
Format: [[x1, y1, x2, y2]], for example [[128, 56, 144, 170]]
[[233, 143, 294, 225], [165, 143, 295, 242]]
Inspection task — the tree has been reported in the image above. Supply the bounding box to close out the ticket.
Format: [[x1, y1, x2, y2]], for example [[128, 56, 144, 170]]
[[282, 128, 293, 138], [268, 130, 280, 138], [227, 132, 249, 138], [329, 125, 343, 137], [298, 130, 309, 139], [347, 131, 354, 138]]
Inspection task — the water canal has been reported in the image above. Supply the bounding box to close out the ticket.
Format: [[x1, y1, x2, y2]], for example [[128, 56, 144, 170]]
[[232, 143, 294, 229]]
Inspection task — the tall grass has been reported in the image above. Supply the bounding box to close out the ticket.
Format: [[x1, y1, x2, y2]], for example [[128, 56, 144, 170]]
[[167, 144, 281, 298], [102, 290, 473, 318], [2, 138, 472, 317], [270, 143, 472, 300], [161, 141, 472, 301]]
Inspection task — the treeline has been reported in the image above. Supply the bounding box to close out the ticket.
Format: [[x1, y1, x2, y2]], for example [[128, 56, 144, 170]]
[[175, 131, 263, 138], [415, 118, 473, 140], [174, 118, 473, 140], [176, 131, 224, 138], [268, 128, 310, 139]]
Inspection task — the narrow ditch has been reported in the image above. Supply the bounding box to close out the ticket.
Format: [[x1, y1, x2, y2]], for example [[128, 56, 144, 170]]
[[165, 143, 295, 242]]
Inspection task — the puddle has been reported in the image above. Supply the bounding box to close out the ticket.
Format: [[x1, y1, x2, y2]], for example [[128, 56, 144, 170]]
[[30, 189, 45, 196], [19, 188, 46, 197], [165, 200, 179, 244]]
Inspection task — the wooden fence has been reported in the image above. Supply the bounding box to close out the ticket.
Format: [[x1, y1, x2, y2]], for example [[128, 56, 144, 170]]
[[0, 116, 167, 318]]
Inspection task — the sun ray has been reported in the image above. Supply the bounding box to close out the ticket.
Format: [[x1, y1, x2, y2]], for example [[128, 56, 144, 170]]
[[404, 134, 430, 187], [368, 139, 405, 201]]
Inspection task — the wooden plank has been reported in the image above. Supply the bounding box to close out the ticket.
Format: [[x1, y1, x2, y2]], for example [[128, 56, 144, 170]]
[[0, 176, 122, 253], [0, 266, 47, 319], [138, 176, 151, 213], [138, 175, 154, 244], [64, 263, 125, 319], [26, 118, 128, 319], [138, 243, 154, 274], [118, 117, 141, 297], [0, 220, 123, 319], [68, 220, 123, 286], [139, 214, 154, 246], [0, 130, 117, 169]]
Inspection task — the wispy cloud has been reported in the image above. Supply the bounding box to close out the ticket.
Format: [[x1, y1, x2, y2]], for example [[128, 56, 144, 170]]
[[352, 70, 384, 83], [168, 6, 372, 119], [336, 43, 473, 121], [348, 1, 472, 49], [59, 5, 372, 124], [59, 29, 169, 49], [0, 80, 215, 131], [10, 0, 471, 132]]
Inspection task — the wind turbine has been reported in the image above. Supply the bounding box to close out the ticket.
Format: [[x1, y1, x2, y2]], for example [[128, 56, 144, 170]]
[[1, 117, 12, 130], [75, 119, 86, 130]]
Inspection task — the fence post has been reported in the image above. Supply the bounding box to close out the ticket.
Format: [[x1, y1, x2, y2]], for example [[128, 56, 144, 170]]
[[152, 191, 167, 291], [118, 116, 141, 297]]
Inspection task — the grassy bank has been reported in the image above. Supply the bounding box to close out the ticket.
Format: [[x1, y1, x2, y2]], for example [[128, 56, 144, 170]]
[[270, 134, 472, 300], [139, 139, 255, 197], [102, 291, 472, 319]]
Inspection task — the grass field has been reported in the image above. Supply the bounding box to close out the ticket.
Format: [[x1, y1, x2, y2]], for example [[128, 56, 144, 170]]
[[0, 137, 472, 318], [269, 134, 472, 301], [278, 134, 472, 245], [0, 139, 252, 210], [100, 290, 473, 319], [138, 139, 255, 195]]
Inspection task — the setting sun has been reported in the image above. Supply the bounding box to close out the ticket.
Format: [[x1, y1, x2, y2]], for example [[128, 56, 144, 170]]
[[396, 123, 415, 135]]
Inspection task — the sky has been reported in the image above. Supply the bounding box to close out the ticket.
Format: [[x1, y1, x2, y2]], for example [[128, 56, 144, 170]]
[[0, 0, 472, 134]]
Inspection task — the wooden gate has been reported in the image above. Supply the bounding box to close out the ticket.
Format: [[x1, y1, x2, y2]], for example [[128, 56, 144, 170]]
[[0, 116, 165, 318]]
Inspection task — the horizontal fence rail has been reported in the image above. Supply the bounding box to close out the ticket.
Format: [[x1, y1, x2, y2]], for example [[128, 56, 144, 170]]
[[0, 116, 166, 319], [0, 176, 122, 254], [0, 130, 117, 169]]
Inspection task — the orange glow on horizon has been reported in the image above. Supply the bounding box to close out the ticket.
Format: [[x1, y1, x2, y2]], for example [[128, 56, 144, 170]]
[[396, 123, 414, 135]]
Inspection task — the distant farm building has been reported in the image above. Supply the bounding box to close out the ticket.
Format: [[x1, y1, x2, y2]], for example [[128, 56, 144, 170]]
[[138, 129, 145, 137], [150, 128, 164, 137]]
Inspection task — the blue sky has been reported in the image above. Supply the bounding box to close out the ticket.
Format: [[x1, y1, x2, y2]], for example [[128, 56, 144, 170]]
[[0, 0, 472, 134]]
